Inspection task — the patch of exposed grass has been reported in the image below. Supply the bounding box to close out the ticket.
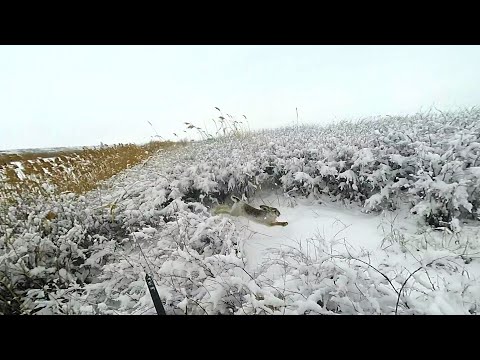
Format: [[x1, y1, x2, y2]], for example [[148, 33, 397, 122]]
[[0, 141, 178, 201]]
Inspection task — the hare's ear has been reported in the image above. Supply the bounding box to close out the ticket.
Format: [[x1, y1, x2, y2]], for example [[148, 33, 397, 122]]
[[259, 205, 270, 211]]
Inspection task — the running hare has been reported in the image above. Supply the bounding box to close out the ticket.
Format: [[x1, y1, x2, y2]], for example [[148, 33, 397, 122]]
[[214, 195, 288, 227]]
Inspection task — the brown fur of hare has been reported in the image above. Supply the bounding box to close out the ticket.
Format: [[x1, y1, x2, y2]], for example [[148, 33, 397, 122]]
[[213, 195, 288, 227]]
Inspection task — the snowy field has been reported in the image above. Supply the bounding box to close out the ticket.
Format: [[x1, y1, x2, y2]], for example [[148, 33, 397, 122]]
[[2, 108, 480, 315], [237, 193, 391, 270], [221, 193, 480, 314]]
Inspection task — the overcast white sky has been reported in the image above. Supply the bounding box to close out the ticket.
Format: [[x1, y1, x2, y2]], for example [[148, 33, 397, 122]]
[[1, 45, 480, 150]]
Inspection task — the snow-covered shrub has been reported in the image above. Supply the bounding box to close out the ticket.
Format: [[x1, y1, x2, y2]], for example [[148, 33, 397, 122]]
[[249, 233, 479, 315], [252, 246, 400, 314], [79, 214, 248, 314], [0, 192, 119, 314]]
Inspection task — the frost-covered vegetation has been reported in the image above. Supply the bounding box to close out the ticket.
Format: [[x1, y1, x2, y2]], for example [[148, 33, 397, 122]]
[[1, 107, 480, 315]]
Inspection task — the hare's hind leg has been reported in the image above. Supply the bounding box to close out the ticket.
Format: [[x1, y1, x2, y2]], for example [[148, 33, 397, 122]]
[[213, 205, 231, 215], [270, 221, 288, 227]]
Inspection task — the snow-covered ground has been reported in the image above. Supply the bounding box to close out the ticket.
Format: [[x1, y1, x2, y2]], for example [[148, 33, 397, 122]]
[[0, 146, 89, 155], [223, 192, 480, 314], [236, 194, 392, 271], [3, 109, 480, 315]]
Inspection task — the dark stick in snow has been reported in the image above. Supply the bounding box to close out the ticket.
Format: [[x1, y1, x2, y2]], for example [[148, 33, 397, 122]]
[[145, 274, 166, 315]]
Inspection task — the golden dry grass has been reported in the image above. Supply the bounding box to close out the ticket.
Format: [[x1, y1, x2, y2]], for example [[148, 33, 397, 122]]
[[0, 141, 177, 201]]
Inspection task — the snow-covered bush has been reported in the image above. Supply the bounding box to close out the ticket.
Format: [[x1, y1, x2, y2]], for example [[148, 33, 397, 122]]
[[0, 192, 118, 314], [150, 107, 480, 231], [250, 228, 479, 315]]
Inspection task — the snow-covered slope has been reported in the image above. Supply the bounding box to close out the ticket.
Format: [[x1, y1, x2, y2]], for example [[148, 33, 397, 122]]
[[2, 108, 480, 315]]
